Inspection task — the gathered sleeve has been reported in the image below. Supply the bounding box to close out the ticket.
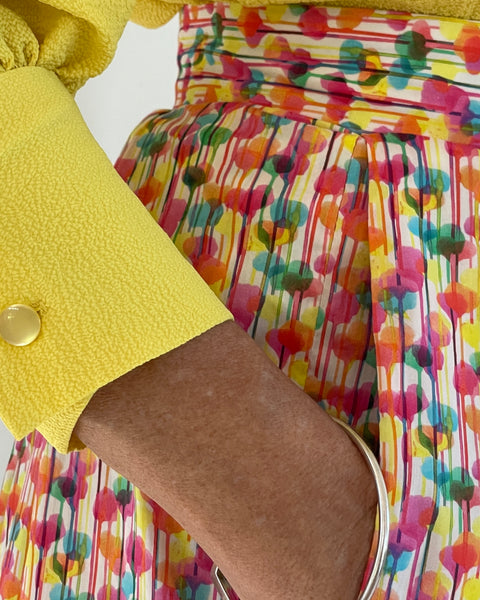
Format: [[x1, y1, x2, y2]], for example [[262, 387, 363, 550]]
[[0, 0, 232, 454]]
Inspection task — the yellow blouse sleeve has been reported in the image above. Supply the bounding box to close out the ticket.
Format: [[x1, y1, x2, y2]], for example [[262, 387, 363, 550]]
[[131, 0, 480, 25], [0, 1, 231, 454]]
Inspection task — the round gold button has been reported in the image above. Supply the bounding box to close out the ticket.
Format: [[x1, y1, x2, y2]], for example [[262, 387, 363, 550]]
[[0, 304, 41, 347]]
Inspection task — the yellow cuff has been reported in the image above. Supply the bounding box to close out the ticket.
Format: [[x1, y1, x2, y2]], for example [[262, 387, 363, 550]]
[[0, 66, 232, 452], [37, 394, 93, 454]]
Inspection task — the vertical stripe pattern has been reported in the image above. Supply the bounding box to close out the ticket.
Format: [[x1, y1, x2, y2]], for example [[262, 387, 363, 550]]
[[2, 5, 480, 599]]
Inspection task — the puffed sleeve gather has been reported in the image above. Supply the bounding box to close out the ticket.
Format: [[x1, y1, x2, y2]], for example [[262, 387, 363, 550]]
[[0, 1, 232, 454]]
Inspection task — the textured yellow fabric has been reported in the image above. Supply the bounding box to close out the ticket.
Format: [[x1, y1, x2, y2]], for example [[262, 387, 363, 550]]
[[0, 0, 477, 454], [0, 63, 231, 454], [131, 0, 480, 26]]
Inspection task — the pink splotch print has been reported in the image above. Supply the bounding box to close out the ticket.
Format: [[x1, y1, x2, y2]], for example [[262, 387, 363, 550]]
[[2, 5, 480, 599]]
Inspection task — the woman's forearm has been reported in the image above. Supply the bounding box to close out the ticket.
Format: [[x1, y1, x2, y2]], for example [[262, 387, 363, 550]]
[[73, 320, 377, 599]]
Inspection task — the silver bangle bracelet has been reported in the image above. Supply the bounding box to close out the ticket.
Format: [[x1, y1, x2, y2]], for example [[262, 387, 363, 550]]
[[211, 416, 390, 600], [331, 417, 390, 600]]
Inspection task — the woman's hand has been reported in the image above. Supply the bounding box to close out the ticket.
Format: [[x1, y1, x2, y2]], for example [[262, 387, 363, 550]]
[[74, 320, 377, 599]]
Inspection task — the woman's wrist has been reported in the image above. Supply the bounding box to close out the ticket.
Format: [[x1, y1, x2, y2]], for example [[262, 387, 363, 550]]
[[74, 321, 377, 599]]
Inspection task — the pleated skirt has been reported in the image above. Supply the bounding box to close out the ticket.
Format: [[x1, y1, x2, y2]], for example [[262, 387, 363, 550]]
[[2, 4, 480, 599]]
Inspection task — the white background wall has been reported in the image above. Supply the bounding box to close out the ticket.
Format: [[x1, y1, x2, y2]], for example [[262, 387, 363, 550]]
[[0, 16, 180, 480]]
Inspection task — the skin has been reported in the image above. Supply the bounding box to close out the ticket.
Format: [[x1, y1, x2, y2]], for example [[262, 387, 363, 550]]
[[74, 320, 377, 599]]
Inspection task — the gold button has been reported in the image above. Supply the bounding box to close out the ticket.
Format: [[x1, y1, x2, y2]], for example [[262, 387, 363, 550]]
[[0, 304, 41, 346]]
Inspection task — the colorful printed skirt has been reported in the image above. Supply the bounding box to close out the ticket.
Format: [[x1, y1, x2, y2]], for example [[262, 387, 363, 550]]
[[2, 4, 480, 599]]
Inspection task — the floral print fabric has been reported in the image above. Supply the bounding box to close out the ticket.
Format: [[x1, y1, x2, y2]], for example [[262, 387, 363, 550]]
[[2, 4, 480, 599]]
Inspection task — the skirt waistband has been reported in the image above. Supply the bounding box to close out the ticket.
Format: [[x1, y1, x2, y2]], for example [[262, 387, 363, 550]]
[[176, 3, 480, 142]]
